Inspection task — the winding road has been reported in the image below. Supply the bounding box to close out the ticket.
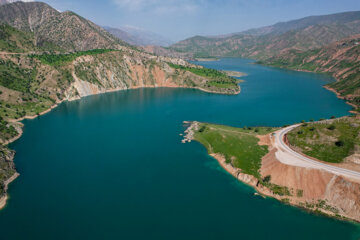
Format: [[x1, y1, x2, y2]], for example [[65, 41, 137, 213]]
[[273, 125, 360, 181]]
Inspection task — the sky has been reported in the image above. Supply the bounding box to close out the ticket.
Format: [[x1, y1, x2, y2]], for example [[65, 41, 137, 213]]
[[35, 0, 360, 42]]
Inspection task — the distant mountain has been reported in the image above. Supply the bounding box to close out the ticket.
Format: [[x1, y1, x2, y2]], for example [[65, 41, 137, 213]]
[[242, 11, 360, 36], [0, 0, 33, 6], [260, 35, 360, 110], [141, 45, 193, 59], [170, 11, 360, 59], [0, 1, 125, 51], [104, 26, 173, 47]]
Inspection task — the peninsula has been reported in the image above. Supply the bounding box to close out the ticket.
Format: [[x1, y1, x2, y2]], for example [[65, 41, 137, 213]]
[[184, 116, 360, 222]]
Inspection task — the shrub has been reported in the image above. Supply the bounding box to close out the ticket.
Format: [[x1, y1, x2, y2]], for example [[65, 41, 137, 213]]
[[198, 125, 207, 133], [327, 125, 336, 130], [335, 140, 344, 147], [297, 189, 303, 198]]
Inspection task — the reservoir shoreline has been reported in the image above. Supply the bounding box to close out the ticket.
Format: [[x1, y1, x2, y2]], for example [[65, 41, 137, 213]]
[[0, 84, 240, 210]]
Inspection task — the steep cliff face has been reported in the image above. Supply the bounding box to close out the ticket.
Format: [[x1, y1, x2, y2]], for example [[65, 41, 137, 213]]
[[0, 145, 16, 197]]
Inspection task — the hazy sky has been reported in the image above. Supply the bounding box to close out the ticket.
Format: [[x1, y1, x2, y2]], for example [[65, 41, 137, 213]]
[[40, 0, 360, 41]]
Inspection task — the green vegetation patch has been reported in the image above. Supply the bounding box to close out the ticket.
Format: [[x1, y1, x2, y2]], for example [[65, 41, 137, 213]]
[[0, 116, 18, 141], [30, 49, 116, 66], [0, 24, 35, 53], [193, 123, 275, 179], [0, 59, 36, 93], [287, 117, 360, 163], [168, 63, 239, 89]]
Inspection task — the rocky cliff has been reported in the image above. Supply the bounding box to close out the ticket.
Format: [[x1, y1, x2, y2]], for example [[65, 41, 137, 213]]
[[0, 145, 17, 209]]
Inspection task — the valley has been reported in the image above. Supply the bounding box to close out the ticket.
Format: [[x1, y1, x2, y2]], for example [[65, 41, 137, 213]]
[[0, 0, 359, 238]]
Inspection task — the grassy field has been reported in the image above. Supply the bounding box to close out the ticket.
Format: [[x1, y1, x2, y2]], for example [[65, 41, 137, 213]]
[[168, 63, 239, 90], [193, 123, 275, 179], [287, 117, 360, 163]]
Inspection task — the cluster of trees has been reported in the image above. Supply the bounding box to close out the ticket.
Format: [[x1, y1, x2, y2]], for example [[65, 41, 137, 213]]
[[30, 49, 115, 66], [0, 60, 33, 93]]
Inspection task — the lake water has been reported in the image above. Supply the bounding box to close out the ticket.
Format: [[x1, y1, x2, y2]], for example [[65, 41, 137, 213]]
[[1, 58, 359, 239]]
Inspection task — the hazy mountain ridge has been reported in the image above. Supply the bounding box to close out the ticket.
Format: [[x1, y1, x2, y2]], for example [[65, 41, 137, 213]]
[[241, 11, 360, 36], [104, 26, 173, 47]]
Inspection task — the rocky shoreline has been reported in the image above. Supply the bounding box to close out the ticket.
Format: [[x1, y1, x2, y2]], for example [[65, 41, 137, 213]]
[[323, 85, 358, 114], [0, 172, 19, 209]]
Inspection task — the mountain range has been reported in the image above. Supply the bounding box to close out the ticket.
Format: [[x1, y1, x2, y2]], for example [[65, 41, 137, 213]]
[[163, 10, 360, 111], [170, 11, 360, 59]]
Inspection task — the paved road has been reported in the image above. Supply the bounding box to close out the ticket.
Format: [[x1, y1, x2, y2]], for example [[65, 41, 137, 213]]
[[273, 125, 360, 181]]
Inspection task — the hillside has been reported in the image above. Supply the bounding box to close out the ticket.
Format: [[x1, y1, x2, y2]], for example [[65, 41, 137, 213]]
[[0, 2, 125, 51], [287, 117, 360, 164], [170, 11, 360, 59], [260, 35, 360, 111]]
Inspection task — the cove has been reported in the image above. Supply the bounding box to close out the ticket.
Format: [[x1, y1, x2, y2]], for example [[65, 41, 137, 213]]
[[1, 58, 359, 239]]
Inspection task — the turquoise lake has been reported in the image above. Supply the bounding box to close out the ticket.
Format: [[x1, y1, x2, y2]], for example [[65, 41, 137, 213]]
[[1, 58, 359, 239]]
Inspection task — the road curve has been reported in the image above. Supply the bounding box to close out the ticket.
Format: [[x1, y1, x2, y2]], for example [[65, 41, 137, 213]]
[[273, 124, 360, 181]]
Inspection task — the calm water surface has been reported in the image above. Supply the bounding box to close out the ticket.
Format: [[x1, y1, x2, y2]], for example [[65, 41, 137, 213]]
[[1, 58, 359, 239]]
